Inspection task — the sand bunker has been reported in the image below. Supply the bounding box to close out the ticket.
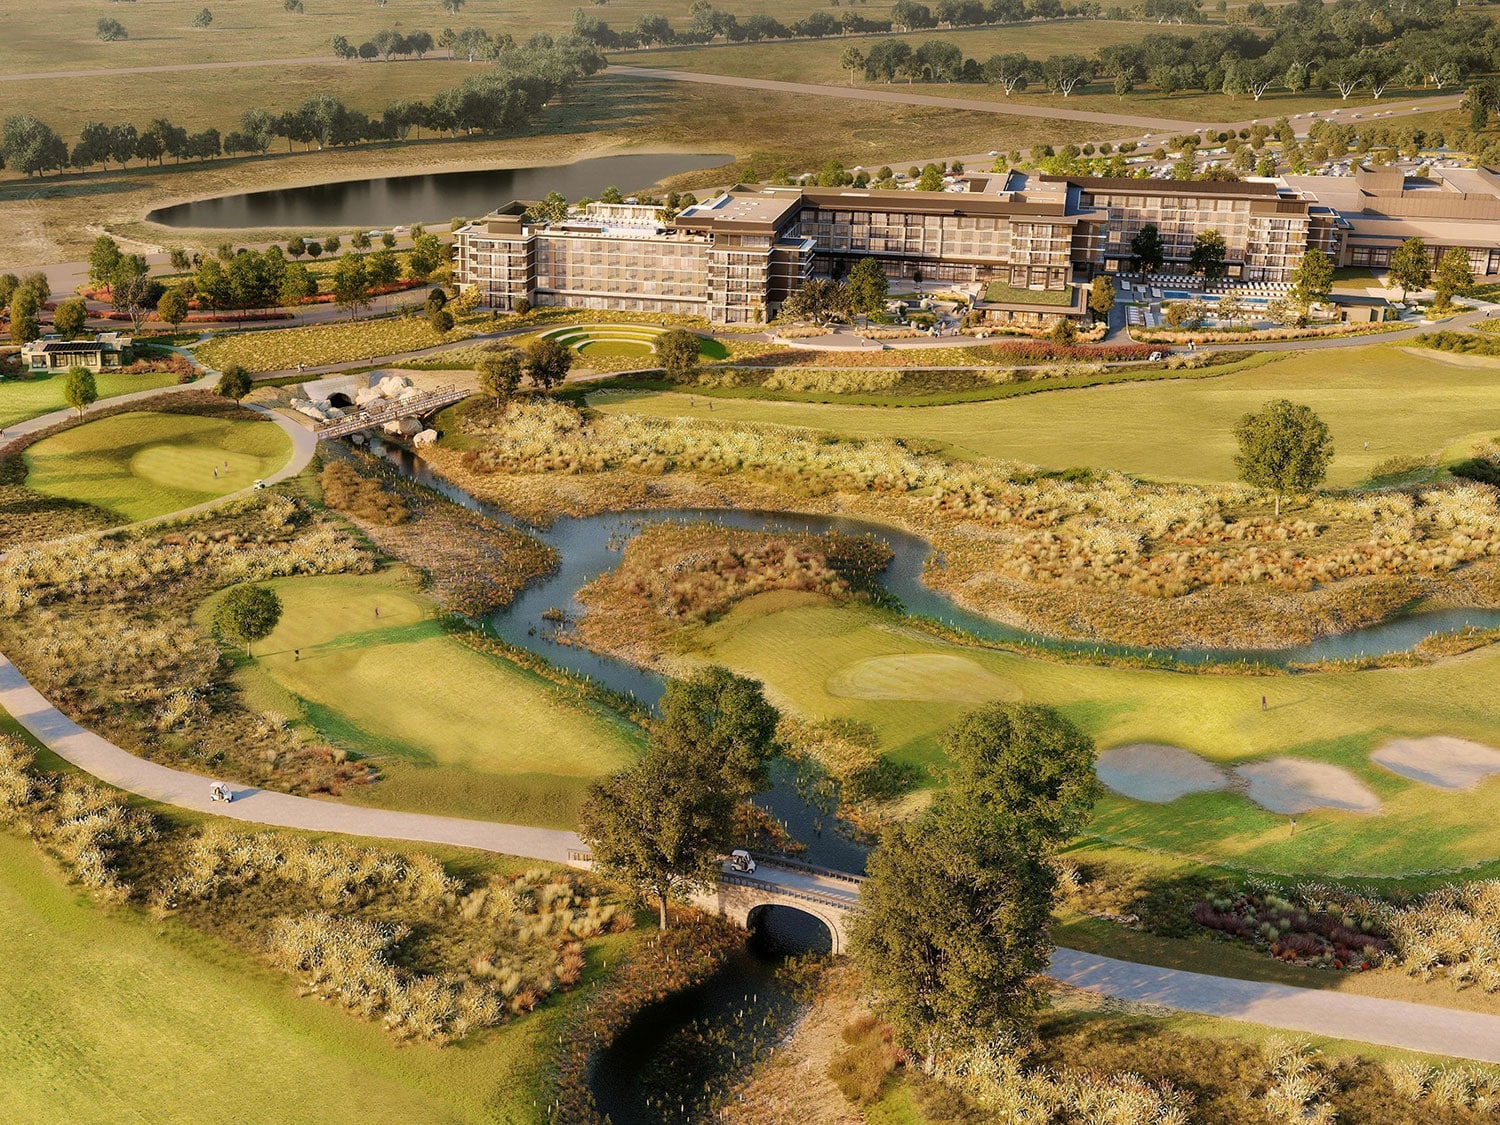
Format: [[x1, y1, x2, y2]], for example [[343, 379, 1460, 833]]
[[1234, 759, 1381, 815], [1372, 736, 1500, 790], [1096, 744, 1230, 803], [825, 653, 1022, 703]]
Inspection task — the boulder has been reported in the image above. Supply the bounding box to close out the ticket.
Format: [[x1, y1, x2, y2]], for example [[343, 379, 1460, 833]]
[[413, 429, 439, 448], [396, 416, 423, 436], [354, 386, 383, 408]]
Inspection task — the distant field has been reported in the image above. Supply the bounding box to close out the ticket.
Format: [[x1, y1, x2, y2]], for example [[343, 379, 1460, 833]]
[[640, 26, 1450, 127], [592, 345, 1500, 487], [692, 594, 1500, 876], [0, 0, 853, 76], [23, 410, 291, 522], [208, 570, 645, 827], [0, 370, 178, 430]]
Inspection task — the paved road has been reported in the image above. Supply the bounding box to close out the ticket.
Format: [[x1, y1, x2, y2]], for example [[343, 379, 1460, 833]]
[[8, 637, 1500, 1059]]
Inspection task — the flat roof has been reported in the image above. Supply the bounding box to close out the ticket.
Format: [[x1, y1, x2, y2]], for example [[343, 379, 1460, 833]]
[[1042, 173, 1284, 198]]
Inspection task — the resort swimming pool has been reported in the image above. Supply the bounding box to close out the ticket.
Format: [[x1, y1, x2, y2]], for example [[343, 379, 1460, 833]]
[[1161, 289, 1273, 308]]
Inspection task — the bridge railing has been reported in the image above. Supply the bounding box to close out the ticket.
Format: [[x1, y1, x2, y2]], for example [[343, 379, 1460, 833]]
[[751, 853, 865, 886], [718, 871, 857, 912], [313, 385, 468, 439]]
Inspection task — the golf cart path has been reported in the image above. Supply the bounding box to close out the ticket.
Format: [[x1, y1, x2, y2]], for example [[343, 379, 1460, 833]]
[[7, 654, 1500, 1061]]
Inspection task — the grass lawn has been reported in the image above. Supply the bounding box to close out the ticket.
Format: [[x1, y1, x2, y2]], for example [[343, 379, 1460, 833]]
[[684, 593, 1500, 876], [202, 570, 644, 827], [194, 314, 478, 373], [22, 410, 292, 522], [0, 828, 628, 1125], [0, 370, 179, 429], [592, 345, 1500, 487]]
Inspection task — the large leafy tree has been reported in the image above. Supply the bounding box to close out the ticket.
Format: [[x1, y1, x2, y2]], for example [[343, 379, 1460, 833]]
[[778, 278, 851, 326], [580, 667, 780, 929], [846, 257, 890, 315], [331, 252, 372, 319], [1088, 275, 1115, 321], [214, 585, 283, 656], [1432, 246, 1475, 310], [52, 297, 88, 339], [1233, 398, 1334, 517], [1288, 247, 1333, 310], [1130, 223, 1163, 273], [655, 329, 701, 381], [1188, 229, 1227, 283], [523, 336, 574, 390], [851, 703, 1098, 1068], [1388, 237, 1431, 302], [477, 347, 522, 405], [216, 364, 253, 401]]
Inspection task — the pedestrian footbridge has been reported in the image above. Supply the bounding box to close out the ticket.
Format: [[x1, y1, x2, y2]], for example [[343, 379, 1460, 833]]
[[313, 384, 468, 440]]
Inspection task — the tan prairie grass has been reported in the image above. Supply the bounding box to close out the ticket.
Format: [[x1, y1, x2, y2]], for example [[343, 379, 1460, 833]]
[[438, 401, 1500, 649]]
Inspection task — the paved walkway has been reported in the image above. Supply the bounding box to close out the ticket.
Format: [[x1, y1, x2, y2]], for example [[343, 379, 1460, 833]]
[[1050, 950, 1500, 1063], [6, 641, 1500, 1058]]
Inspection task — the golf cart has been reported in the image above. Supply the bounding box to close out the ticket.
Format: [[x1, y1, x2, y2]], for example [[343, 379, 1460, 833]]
[[209, 781, 233, 804], [728, 849, 756, 874]]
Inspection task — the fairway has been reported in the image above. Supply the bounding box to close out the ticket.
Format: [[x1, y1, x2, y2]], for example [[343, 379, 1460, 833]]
[[0, 370, 178, 429], [691, 596, 1500, 876], [208, 572, 643, 826], [593, 345, 1500, 486], [22, 411, 292, 522], [0, 832, 453, 1125]]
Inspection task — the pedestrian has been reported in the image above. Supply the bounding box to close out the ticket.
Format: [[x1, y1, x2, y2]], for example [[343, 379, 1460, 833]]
[[1289, 817, 1297, 837], [1261, 694, 1267, 711], [213, 467, 218, 479], [294, 649, 300, 662], [374, 605, 380, 618]]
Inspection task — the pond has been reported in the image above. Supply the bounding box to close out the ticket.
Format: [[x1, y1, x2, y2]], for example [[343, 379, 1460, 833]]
[[145, 151, 733, 230]]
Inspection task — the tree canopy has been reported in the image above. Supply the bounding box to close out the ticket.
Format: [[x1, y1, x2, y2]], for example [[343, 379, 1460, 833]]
[[63, 366, 98, 418], [1233, 398, 1334, 517], [214, 585, 283, 656], [846, 258, 890, 315], [1388, 237, 1431, 302], [656, 329, 701, 381]]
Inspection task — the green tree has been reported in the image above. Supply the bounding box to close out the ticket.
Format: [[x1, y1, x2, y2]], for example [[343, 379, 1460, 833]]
[[110, 255, 159, 331], [915, 164, 945, 191], [1288, 247, 1333, 309], [366, 248, 400, 289], [96, 17, 128, 40], [88, 235, 123, 287], [1432, 246, 1475, 310], [846, 257, 890, 315], [406, 232, 445, 280], [216, 364, 253, 401], [214, 584, 283, 656], [1087, 275, 1115, 320], [331, 252, 372, 319], [1388, 237, 1431, 302], [476, 347, 522, 405], [578, 667, 780, 930], [1130, 223, 1163, 273], [851, 703, 1098, 1067], [1233, 399, 1334, 517], [524, 191, 569, 224], [63, 365, 98, 418], [840, 45, 865, 85], [168, 247, 192, 273], [286, 236, 306, 259], [350, 230, 371, 251], [322, 234, 341, 255], [656, 329, 701, 381], [1188, 229, 1227, 282], [156, 286, 190, 329], [523, 336, 574, 390], [778, 278, 851, 326], [192, 8, 213, 28], [8, 281, 42, 344], [280, 263, 317, 309], [52, 297, 88, 339]]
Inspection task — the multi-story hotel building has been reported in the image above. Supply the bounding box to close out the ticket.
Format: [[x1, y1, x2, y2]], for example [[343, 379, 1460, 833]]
[[452, 165, 1500, 325]]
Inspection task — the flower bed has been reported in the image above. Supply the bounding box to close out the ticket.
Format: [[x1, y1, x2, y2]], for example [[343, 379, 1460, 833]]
[[1192, 889, 1392, 970]]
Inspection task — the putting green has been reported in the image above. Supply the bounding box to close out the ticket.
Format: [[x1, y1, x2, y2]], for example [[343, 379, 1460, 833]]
[[202, 571, 643, 827], [23, 411, 291, 522], [592, 345, 1500, 486], [690, 595, 1500, 876]]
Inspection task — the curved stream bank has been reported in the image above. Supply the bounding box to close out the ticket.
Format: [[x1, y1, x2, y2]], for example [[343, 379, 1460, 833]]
[[373, 444, 1500, 692]]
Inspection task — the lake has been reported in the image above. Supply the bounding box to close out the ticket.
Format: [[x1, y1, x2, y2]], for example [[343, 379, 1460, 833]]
[[145, 151, 733, 230]]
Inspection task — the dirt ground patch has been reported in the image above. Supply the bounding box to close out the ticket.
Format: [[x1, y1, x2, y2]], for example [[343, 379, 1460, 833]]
[[1234, 758, 1382, 815], [1372, 735, 1500, 790], [824, 653, 1022, 703], [1398, 347, 1500, 368], [1095, 743, 1230, 803]]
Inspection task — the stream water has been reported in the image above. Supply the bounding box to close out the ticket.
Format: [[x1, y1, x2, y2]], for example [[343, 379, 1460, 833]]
[[366, 442, 1500, 1121]]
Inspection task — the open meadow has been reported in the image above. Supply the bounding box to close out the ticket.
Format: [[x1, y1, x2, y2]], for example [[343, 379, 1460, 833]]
[[0, 370, 180, 430], [201, 570, 645, 827], [681, 592, 1500, 877], [591, 345, 1500, 487], [22, 410, 292, 523]]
